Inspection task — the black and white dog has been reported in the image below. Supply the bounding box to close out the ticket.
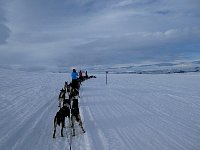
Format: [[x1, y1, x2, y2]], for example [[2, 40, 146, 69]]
[[66, 81, 80, 98], [53, 99, 70, 138], [58, 88, 66, 108], [71, 98, 85, 136], [64, 81, 70, 93]]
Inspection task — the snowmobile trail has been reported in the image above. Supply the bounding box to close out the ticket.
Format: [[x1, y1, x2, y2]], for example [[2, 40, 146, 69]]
[[79, 74, 200, 150], [1, 69, 200, 150], [1, 96, 56, 150], [0, 70, 68, 150]]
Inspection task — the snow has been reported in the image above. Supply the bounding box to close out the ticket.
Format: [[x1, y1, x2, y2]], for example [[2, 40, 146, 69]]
[[0, 69, 200, 150]]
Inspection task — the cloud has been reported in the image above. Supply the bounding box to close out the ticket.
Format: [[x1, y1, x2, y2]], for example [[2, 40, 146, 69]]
[[0, 0, 200, 70], [0, 1, 10, 45]]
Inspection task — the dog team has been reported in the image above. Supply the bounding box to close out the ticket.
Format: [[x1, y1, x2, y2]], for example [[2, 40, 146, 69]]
[[53, 69, 94, 138]]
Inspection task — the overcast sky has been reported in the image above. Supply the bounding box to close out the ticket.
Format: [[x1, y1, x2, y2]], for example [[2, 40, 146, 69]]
[[0, 0, 200, 69]]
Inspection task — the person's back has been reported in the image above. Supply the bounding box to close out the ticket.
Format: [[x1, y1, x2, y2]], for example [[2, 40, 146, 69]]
[[79, 70, 82, 77], [71, 69, 78, 89], [79, 70, 84, 81], [71, 69, 78, 80]]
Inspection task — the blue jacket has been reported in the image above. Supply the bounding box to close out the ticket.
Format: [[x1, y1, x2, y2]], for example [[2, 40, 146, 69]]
[[71, 72, 78, 80]]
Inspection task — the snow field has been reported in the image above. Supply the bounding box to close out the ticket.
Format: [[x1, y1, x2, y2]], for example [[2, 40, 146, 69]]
[[0, 69, 200, 150]]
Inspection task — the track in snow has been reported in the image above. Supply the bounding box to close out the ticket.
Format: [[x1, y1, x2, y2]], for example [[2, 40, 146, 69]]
[[0, 69, 200, 150]]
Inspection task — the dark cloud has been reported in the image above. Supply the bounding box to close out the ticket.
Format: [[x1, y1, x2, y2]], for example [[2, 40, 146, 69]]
[[0, 23, 10, 44], [0, 1, 10, 45], [0, 0, 200, 70]]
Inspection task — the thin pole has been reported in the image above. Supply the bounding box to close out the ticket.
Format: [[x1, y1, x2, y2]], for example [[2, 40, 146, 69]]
[[106, 71, 108, 85]]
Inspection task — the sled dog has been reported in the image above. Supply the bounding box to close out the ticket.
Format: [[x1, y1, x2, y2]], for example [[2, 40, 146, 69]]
[[58, 88, 66, 107], [53, 99, 70, 138], [71, 98, 85, 136]]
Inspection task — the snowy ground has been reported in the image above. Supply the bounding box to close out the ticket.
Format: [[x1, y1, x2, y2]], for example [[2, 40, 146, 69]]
[[0, 69, 200, 150]]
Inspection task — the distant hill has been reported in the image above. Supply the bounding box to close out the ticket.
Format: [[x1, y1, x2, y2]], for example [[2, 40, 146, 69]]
[[83, 60, 200, 74], [1, 60, 200, 74]]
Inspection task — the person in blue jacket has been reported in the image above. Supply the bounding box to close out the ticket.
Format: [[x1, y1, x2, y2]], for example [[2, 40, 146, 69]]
[[71, 69, 78, 89]]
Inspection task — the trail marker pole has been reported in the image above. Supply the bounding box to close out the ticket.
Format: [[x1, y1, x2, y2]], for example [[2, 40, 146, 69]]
[[106, 71, 108, 85]]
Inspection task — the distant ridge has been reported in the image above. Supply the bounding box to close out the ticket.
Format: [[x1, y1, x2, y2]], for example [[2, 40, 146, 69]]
[[0, 60, 200, 74], [84, 60, 200, 74]]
